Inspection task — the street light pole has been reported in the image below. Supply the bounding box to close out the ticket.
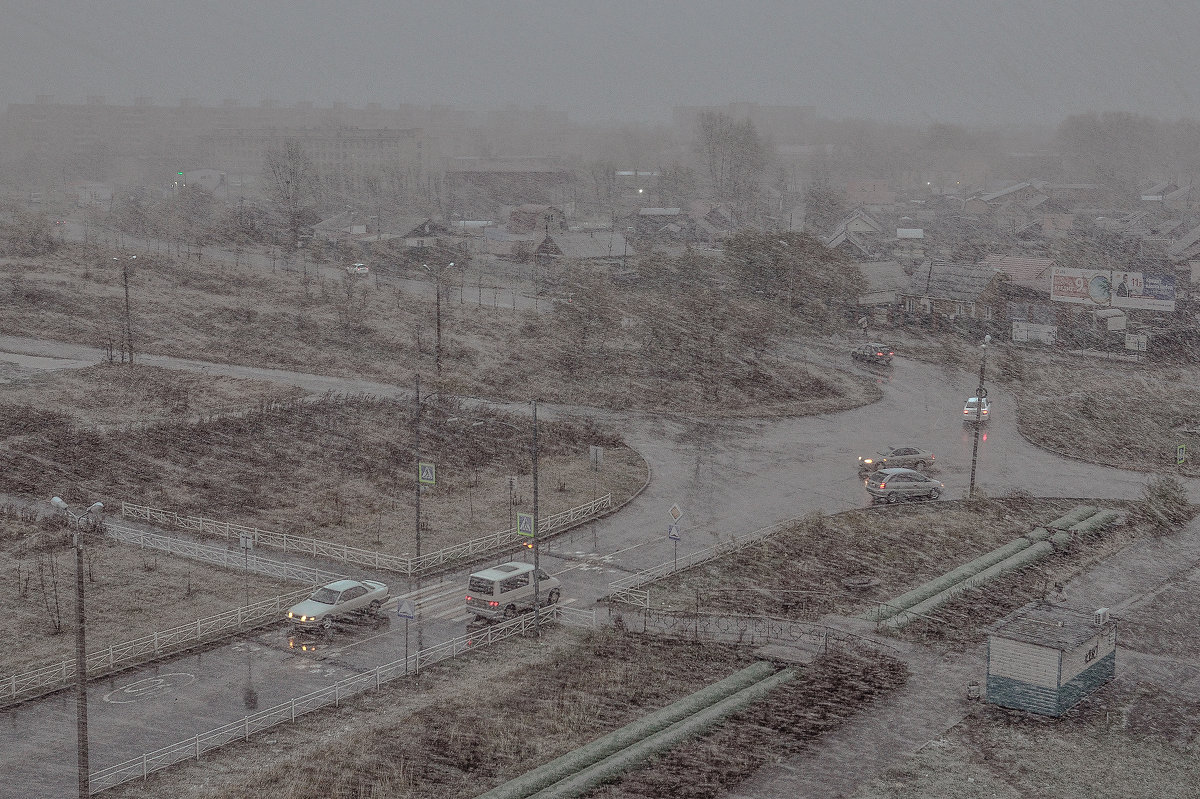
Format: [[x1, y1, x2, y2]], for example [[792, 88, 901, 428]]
[[531, 399, 541, 635], [968, 335, 991, 498], [51, 496, 103, 799]]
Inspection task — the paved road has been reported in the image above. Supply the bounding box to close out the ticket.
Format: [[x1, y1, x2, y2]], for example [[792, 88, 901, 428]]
[[1, 333, 1197, 797]]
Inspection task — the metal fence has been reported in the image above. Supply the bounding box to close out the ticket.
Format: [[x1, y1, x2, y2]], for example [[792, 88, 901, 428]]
[[89, 603, 594, 794], [606, 517, 801, 608], [104, 521, 345, 584], [121, 494, 613, 577], [2, 587, 315, 706]]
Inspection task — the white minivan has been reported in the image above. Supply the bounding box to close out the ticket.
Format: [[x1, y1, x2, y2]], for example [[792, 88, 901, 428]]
[[466, 561, 561, 621]]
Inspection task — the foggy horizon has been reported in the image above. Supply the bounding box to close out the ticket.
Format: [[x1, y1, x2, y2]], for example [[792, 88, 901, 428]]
[[4, 0, 1200, 127]]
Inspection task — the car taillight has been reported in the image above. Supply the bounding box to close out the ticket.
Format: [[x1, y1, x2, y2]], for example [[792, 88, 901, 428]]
[[465, 595, 472, 601], [889, 351, 894, 355], [875, 351, 883, 356], [964, 409, 970, 414], [879, 482, 886, 489], [489, 601, 499, 607]]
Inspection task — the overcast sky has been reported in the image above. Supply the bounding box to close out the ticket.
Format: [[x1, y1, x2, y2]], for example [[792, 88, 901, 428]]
[[3, 0, 1199, 126]]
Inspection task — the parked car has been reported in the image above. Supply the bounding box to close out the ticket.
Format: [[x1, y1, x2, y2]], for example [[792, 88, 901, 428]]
[[287, 579, 389, 630], [857, 446, 935, 475], [346, 263, 369, 275], [466, 561, 561, 622], [865, 467, 945, 503], [851, 342, 894, 364], [963, 396, 991, 421]]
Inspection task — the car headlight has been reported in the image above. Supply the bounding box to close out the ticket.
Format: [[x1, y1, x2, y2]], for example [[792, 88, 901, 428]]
[[288, 612, 294, 618]]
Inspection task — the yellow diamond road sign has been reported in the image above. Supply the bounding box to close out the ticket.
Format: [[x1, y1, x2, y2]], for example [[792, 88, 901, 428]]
[[669, 503, 683, 523]]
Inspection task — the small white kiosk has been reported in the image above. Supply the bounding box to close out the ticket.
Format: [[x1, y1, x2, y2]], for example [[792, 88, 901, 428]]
[[986, 603, 1116, 717]]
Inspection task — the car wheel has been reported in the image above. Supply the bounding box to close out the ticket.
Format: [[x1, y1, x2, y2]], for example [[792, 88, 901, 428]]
[[547, 588, 561, 605], [503, 604, 518, 619], [368, 600, 382, 614], [914, 460, 926, 469], [886, 492, 899, 504], [929, 488, 941, 500], [320, 617, 332, 631]]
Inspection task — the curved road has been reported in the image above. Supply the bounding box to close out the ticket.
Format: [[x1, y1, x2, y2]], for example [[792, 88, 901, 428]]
[[0, 334, 1195, 797]]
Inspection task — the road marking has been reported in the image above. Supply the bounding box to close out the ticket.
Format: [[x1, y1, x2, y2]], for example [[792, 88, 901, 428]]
[[103, 673, 196, 703]]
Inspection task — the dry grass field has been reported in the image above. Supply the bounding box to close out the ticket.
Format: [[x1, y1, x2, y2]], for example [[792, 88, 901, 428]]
[[649, 496, 1194, 651], [0, 364, 305, 427], [1, 507, 297, 675], [0, 246, 880, 419], [104, 628, 907, 799], [0, 392, 647, 554]]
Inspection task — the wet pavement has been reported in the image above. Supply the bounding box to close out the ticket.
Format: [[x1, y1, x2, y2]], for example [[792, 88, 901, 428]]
[[1, 333, 1198, 797]]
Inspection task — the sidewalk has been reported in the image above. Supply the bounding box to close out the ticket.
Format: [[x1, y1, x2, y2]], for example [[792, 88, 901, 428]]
[[727, 513, 1200, 799]]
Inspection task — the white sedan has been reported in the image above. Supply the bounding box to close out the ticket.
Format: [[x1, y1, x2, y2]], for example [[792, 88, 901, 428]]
[[286, 579, 388, 630], [346, 263, 369, 275]]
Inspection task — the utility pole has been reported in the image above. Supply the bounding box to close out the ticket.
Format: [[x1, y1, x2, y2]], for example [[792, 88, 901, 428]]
[[531, 399, 540, 635], [73, 523, 88, 798], [413, 372, 422, 562], [968, 335, 991, 498]]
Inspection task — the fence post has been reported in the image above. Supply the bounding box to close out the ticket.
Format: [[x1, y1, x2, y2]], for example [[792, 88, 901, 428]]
[[109, 645, 114, 669], [244, 716, 249, 741], [194, 735, 200, 760], [335, 683, 340, 707], [153, 631, 159, 654], [291, 698, 296, 722]]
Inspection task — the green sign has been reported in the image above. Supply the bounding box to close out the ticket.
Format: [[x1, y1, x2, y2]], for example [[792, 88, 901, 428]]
[[517, 512, 534, 537], [1178, 444, 1187, 466], [418, 462, 436, 485]]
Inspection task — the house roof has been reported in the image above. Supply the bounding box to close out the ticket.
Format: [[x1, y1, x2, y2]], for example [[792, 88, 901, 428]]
[[989, 603, 1112, 650], [539, 231, 632, 260], [903, 261, 997, 302], [857, 261, 908, 294], [978, 182, 1032, 203], [1168, 222, 1200, 261], [980, 255, 1055, 293]]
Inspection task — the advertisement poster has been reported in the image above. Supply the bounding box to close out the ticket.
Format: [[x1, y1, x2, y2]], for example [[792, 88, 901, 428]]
[[1050, 268, 1175, 311]]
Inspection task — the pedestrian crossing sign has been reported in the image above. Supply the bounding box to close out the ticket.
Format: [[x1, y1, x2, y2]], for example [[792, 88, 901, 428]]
[[517, 512, 535, 537], [418, 462, 436, 485]]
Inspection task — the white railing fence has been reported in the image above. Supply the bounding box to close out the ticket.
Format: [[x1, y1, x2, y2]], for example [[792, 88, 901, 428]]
[[104, 521, 344, 584], [89, 603, 594, 794], [121, 494, 613, 577], [2, 587, 315, 706]]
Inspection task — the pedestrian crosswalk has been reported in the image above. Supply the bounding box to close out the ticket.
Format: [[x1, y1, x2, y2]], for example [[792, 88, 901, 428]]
[[381, 580, 577, 624]]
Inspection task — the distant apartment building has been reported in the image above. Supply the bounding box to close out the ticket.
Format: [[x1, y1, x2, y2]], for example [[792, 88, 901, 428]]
[[201, 127, 424, 195], [0, 95, 458, 186]]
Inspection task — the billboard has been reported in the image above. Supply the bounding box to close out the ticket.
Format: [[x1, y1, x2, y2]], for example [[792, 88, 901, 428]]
[[1050, 268, 1175, 311]]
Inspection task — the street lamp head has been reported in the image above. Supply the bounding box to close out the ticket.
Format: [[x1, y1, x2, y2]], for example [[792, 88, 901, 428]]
[[983, 334, 991, 346], [86, 502, 105, 516], [51, 496, 68, 512], [448, 262, 455, 268]]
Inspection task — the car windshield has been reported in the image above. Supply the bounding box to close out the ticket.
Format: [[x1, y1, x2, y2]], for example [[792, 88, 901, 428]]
[[310, 587, 339, 604]]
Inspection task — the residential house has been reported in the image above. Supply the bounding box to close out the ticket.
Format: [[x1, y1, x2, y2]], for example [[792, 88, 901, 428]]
[[484, 226, 541, 261], [900, 261, 1004, 321], [534, 230, 633, 268], [856, 261, 909, 307], [508, 204, 565, 234], [980, 255, 1055, 297], [628, 207, 693, 241], [687, 201, 739, 244], [825, 208, 888, 259], [894, 228, 926, 262], [393, 216, 447, 248]]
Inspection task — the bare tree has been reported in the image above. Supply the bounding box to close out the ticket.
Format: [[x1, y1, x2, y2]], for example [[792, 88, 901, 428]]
[[694, 112, 770, 213], [264, 139, 317, 246]]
